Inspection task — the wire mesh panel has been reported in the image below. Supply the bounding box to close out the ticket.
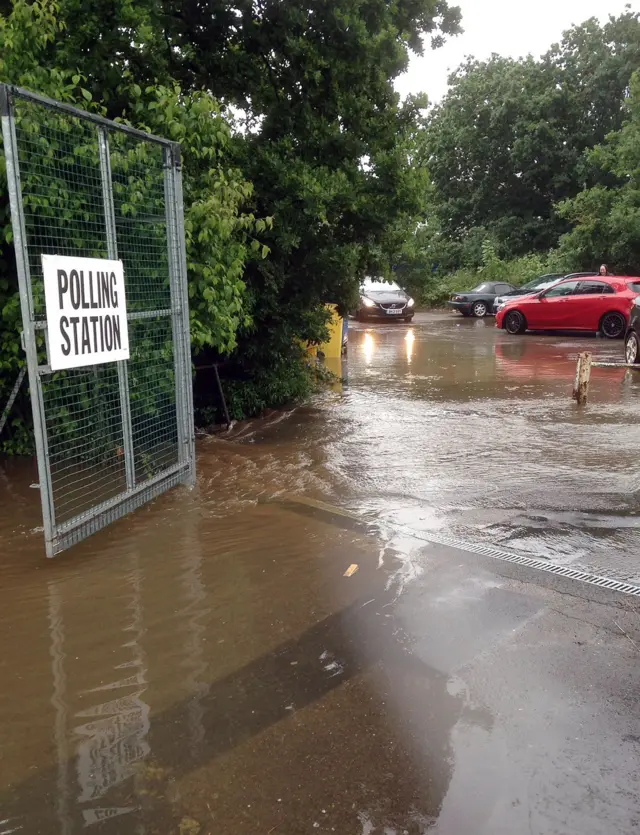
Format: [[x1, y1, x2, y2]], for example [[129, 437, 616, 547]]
[[0, 85, 195, 556]]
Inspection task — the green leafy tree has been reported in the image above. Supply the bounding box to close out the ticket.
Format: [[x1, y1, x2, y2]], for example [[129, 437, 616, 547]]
[[49, 0, 461, 416], [556, 71, 640, 274], [2, 0, 462, 444], [425, 9, 640, 264], [0, 0, 88, 453], [0, 0, 264, 452]]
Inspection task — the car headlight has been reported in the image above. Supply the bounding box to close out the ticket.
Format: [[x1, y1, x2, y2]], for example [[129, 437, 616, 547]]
[[362, 297, 376, 308], [407, 298, 415, 307]]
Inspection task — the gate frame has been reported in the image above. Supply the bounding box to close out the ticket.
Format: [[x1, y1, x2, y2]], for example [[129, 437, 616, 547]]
[[0, 84, 196, 557]]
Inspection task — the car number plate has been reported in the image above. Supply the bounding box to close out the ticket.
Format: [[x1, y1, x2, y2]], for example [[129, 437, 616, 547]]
[[386, 309, 403, 315]]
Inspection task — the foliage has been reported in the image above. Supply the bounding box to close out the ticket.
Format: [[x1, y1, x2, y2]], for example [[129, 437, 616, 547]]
[[202, 0, 459, 419], [424, 10, 640, 264], [1, 0, 462, 447], [555, 71, 640, 275], [0, 0, 85, 454], [45, 0, 461, 419], [122, 80, 268, 355], [0, 1, 267, 452], [414, 242, 552, 308]]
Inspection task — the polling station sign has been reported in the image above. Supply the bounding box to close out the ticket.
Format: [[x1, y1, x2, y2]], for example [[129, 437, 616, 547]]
[[42, 255, 130, 371]]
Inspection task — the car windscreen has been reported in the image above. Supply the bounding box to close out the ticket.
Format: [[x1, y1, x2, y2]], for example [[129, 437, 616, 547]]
[[628, 281, 640, 292], [469, 283, 492, 293], [533, 280, 561, 292], [521, 276, 561, 292], [362, 279, 401, 292]]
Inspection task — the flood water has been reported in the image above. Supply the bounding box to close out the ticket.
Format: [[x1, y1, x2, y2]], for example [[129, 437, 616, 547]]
[[1, 311, 639, 834]]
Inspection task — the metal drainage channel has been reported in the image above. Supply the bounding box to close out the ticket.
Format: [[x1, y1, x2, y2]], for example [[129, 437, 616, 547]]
[[387, 524, 640, 598]]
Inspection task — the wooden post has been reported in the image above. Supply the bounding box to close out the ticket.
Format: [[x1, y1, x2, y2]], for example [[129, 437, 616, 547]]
[[572, 351, 592, 405]]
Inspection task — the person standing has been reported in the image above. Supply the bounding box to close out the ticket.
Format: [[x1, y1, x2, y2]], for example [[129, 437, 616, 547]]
[[599, 264, 611, 276]]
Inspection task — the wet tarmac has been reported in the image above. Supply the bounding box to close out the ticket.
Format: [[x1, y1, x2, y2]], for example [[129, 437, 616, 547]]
[[1, 312, 639, 834]]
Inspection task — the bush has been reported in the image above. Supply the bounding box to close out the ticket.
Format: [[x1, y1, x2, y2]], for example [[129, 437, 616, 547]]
[[417, 242, 552, 307]]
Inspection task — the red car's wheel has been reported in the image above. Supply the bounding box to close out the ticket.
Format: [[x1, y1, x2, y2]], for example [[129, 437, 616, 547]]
[[504, 310, 527, 335], [600, 312, 626, 339]]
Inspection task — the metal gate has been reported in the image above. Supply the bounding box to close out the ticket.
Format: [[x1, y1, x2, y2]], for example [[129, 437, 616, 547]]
[[0, 85, 195, 557]]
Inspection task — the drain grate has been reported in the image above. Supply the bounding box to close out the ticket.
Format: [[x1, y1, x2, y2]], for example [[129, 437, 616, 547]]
[[388, 524, 640, 598]]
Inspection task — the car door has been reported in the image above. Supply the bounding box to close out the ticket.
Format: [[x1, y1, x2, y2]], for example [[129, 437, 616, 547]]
[[478, 283, 497, 303], [568, 280, 615, 329], [531, 280, 580, 328], [492, 283, 512, 306]]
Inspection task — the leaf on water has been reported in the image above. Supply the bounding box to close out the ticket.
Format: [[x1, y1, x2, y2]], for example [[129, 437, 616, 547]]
[[178, 818, 202, 835]]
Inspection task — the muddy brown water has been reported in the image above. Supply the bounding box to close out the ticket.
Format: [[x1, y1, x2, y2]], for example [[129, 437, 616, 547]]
[[1, 311, 639, 834]]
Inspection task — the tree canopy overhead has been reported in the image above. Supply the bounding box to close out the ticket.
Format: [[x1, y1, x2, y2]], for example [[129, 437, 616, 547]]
[[1, 0, 462, 450]]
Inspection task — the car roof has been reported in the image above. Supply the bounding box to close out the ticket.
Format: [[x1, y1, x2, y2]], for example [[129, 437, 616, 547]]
[[528, 276, 563, 286], [557, 275, 616, 282], [563, 272, 598, 278]]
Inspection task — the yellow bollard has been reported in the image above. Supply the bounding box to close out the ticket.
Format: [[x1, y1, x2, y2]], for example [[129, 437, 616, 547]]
[[317, 304, 344, 360]]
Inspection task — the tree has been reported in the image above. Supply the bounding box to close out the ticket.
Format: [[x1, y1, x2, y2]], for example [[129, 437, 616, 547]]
[[555, 71, 640, 274], [0, 1, 263, 452], [163, 0, 462, 416], [425, 9, 640, 265], [1, 0, 463, 444]]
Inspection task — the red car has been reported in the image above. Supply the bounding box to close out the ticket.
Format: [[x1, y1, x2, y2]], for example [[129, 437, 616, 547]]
[[496, 276, 640, 338]]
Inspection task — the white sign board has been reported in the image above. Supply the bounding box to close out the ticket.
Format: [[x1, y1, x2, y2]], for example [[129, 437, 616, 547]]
[[42, 255, 130, 371]]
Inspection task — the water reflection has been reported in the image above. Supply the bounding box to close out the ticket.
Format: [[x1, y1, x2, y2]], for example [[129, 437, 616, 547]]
[[0, 487, 466, 833], [74, 553, 150, 820], [405, 329, 415, 365], [323, 355, 344, 391], [48, 581, 72, 835], [178, 520, 210, 760], [335, 318, 640, 581], [362, 331, 375, 365]]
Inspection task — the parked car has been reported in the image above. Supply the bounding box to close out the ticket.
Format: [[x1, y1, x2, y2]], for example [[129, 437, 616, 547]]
[[624, 293, 640, 362], [448, 281, 517, 318], [492, 273, 601, 314], [493, 273, 600, 314], [356, 278, 415, 322], [493, 274, 564, 313], [496, 276, 640, 338]]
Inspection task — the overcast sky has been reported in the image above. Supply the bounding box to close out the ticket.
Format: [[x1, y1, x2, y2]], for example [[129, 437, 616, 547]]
[[395, 0, 640, 103]]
